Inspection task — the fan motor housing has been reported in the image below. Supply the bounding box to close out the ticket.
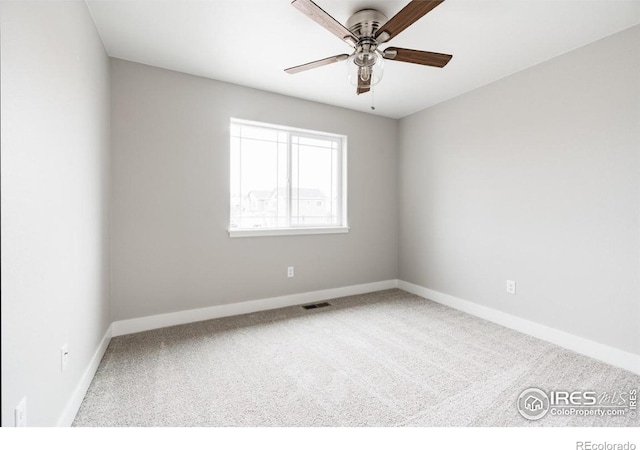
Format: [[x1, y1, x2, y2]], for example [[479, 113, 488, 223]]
[[345, 9, 388, 39]]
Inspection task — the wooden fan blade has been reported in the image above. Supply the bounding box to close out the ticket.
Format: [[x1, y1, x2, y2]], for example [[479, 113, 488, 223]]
[[292, 0, 358, 46], [383, 47, 452, 67], [375, 0, 444, 42], [285, 54, 350, 74], [357, 75, 371, 95]]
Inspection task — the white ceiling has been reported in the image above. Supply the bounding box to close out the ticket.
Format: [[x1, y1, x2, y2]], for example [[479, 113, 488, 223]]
[[86, 0, 640, 119]]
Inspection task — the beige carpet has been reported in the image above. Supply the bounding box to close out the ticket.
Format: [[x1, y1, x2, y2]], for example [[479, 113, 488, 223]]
[[73, 289, 639, 427]]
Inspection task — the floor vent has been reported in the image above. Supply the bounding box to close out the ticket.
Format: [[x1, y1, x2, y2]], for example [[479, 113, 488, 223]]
[[302, 302, 332, 310]]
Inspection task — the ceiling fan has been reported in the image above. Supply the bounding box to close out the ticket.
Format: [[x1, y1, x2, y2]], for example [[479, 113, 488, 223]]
[[285, 0, 452, 96]]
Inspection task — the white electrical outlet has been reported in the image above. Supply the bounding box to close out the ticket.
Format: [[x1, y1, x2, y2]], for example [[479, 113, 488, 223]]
[[287, 266, 294, 278], [61, 344, 69, 372], [506, 280, 516, 295], [15, 397, 27, 427]]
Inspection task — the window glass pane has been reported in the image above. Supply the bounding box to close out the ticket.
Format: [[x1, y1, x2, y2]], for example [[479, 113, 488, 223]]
[[291, 134, 337, 226], [331, 145, 340, 220], [291, 138, 299, 221], [230, 137, 241, 228], [237, 138, 279, 229], [276, 142, 288, 227], [240, 125, 279, 143], [298, 136, 334, 149]]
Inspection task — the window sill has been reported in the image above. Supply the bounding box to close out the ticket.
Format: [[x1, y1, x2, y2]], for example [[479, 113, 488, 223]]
[[228, 226, 350, 238]]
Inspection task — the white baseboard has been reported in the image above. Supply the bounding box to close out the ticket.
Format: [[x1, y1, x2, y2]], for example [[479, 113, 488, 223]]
[[397, 280, 640, 375], [111, 279, 399, 337], [57, 324, 112, 426]]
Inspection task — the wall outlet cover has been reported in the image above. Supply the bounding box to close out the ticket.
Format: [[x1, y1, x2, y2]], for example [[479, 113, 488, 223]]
[[61, 343, 69, 371], [506, 280, 516, 295], [15, 397, 27, 427]]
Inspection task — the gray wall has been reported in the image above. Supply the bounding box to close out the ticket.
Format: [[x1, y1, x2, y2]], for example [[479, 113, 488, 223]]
[[399, 26, 640, 355], [1, 2, 111, 425], [110, 59, 398, 321]]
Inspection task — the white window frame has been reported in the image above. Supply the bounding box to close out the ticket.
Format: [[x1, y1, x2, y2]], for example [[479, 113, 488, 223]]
[[228, 118, 349, 238]]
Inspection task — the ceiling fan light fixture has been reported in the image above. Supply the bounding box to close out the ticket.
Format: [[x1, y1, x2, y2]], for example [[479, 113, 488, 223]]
[[347, 50, 384, 86]]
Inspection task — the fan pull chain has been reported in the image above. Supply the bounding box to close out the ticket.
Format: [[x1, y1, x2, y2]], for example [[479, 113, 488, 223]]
[[370, 83, 375, 111]]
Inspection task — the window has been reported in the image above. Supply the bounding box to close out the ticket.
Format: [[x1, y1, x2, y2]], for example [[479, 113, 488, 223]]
[[229, 119, 348, 237]]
